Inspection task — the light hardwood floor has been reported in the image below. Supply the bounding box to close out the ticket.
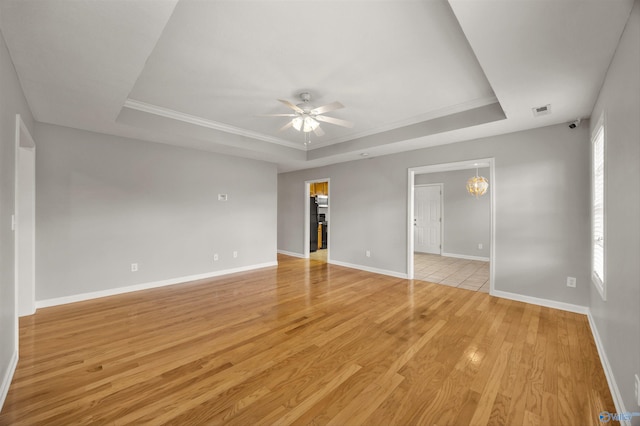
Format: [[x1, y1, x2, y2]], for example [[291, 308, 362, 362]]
[[0, 254, 614, 425], [414, 253, 490, 292]]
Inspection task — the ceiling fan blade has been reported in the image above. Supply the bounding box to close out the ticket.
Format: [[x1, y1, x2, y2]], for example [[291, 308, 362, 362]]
[[257, 113, 297, 117], [278, 99, 304, 114], [278, 120, 294, 133], [310, 101, 344, 115], [315, 115, 354, 128], [313, 126, 325, 137]]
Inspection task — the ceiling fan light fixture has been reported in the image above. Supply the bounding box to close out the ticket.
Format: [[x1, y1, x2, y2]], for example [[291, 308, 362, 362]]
[[303, 116, 319, 132], [292, 116, 303, 131], [292, 116, 319, 133], [264, 92, 352, 142]]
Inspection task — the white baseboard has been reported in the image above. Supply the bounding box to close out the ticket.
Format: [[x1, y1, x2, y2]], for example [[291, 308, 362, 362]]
[[442, 252, 490, 262], [277, 250, 306, 258], [35, 261, 278, 309], [328, 259, 408, 279], [0, 349, 18, 411], [587, 310, 630, 426], [490, 289, 589, 315]]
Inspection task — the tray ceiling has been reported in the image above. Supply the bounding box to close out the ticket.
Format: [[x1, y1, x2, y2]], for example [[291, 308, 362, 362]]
[[0, 0, 634, 171]]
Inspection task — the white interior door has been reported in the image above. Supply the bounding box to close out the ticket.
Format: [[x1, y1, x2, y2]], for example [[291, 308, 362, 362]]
[[414, 185, 441, 254]]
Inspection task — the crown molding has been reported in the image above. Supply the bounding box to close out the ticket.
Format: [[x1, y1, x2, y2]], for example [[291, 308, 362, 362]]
[[123, 99, 307, 151], [123, 95, 500, 153], [308, 95, 500, 150]]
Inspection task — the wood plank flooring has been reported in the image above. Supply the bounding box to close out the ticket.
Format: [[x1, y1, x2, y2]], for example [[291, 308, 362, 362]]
[[0, 254, 615, 425]]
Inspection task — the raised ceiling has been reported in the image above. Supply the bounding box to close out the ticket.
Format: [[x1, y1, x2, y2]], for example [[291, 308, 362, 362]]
[[0, 0, 634, 171]]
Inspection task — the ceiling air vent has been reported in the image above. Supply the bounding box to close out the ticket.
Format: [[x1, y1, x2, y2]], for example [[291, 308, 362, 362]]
[[532, 104, 551, 117]]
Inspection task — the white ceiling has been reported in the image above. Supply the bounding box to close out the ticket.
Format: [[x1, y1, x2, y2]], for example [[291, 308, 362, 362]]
[[0, 0, 634, 172]]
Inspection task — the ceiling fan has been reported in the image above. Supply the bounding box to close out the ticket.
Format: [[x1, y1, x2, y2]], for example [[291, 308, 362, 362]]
[[262, 92, 354, 140]]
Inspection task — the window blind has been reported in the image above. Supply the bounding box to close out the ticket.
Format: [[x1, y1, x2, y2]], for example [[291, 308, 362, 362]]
[[592, 121, 605, 297]]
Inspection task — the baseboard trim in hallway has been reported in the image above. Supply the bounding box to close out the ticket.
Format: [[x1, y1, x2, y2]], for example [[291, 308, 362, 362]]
[[441, 252, 490, 262]]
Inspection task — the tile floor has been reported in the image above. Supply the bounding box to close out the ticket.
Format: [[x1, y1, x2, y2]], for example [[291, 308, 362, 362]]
[[413, 253, 490, 293], [309, 249, 328, 262]]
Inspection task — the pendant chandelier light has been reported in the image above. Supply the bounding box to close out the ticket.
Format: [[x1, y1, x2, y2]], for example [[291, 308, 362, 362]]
[[466, 167, 489, 199]]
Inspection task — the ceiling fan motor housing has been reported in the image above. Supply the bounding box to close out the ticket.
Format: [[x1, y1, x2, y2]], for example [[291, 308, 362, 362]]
[[300, 92, 312, 102], [297, 92, 314, 113]]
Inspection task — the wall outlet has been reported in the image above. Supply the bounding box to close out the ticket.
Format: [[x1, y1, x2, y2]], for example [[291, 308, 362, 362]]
[[131, 263, 138, 272], [478, 243, 483, 250], [214, 253, 219, 261], [218, 194, 228, 201], [566, 277, 576, 288], [233, 251, 238, 258], [11, 214, 15, 231], [365, 250, 371, 258], [635, 374, 640, 406]]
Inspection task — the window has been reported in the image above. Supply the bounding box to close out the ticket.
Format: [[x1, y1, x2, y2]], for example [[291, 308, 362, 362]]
[[592, 114, 606, 300]]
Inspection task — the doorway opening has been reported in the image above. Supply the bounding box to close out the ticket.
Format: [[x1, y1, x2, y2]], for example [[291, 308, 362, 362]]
[[304, 179, 330, 263], [408, 159, 494, 293], [15, 114, 36, 321]]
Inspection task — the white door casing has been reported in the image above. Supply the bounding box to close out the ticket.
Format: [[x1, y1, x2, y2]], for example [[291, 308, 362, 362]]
[[414, 185, 441, 254], [15, 114, 36, 317], [406, 158, 494, 291]]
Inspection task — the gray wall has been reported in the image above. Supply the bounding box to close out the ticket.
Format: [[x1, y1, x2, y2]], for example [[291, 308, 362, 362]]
[[0, 28, 35, 403], [35, 123, 277, 301], [589, 0, 640, 417], [279, 122, 591, 306], [415, 168, 490, 258]]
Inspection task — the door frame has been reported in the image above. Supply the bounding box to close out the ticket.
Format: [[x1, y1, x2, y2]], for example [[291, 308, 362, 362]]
[[14, 114, 36, 327], [413, 183, 443, 255], [407, 158, 495, 294], [304, 178, 330, 260]]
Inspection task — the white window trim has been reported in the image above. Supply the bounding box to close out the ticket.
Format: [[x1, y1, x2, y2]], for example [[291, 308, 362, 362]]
[[591, 112, 606, 301]]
